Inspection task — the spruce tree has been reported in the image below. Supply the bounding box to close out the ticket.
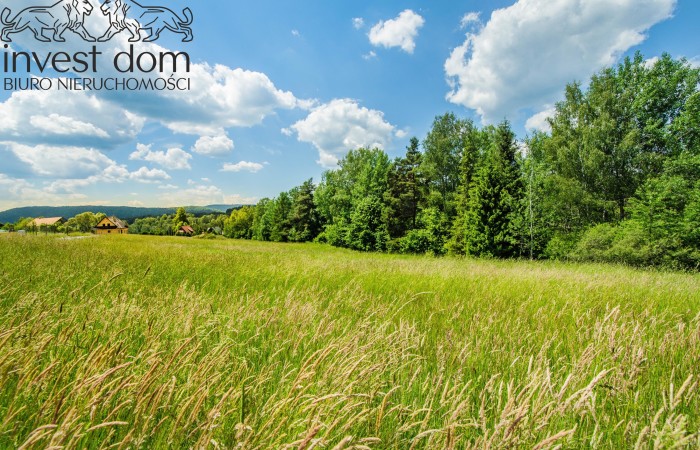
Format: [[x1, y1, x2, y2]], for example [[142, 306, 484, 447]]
[[464, 121, 524, 257], [289, 179, 319, 242], [447, 127, 484, 254], [384, 137, 424, 238]]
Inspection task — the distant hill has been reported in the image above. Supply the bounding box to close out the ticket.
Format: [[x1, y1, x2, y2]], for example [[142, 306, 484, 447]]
[[0, 205, 243, 224], [204, 204, 241, 213]]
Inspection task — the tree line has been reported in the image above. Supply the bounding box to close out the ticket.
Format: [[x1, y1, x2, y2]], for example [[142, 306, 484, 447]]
[[224, 54, 700, 269], [129, 209, 226, 236], [2, 212, 108, 234], [2, 211, 226, 236]]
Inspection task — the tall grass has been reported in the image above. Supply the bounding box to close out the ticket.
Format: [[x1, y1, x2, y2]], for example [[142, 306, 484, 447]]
[[0, 235, 699, 448]]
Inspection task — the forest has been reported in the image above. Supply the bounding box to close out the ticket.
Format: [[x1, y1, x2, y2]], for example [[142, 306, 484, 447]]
[[223, 54, 700, 269]]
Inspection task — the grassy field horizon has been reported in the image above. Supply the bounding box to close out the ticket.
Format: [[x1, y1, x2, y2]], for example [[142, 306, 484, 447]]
[[1, 235, 699, 448]]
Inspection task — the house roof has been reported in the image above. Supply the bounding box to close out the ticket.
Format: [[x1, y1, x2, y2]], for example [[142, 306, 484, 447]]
[[32, 217, 65, 226], [97, 216, 128, 229], [108, 216, 128, 229], [179, 225, 195, 234]]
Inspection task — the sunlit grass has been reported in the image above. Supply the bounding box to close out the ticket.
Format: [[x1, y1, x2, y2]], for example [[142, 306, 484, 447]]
[[0, 234, 699, 448]]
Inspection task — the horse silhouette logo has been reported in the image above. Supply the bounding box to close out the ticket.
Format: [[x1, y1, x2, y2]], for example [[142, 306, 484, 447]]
[[1, 0, 97, 42], [97, 0, 193, 42]]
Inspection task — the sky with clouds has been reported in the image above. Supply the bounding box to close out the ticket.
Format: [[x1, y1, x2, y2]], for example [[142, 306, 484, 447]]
[[0, 0, 698, 210]]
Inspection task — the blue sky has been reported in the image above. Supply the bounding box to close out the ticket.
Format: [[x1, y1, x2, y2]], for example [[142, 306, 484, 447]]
[[0, 0, 698, 210]]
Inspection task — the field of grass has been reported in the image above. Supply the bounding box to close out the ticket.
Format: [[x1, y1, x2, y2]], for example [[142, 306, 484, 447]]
[[1, 234, 699, 449]]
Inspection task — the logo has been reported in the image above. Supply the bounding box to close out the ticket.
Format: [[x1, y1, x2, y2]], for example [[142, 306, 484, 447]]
[[1, 0, 97, 42], [97, 0, 192, 42], [0, 0, 193, 43], [1, 0, 194, 92]]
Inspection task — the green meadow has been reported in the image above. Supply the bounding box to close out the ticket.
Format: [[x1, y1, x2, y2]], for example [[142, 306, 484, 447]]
[[1, 235, 699, 448]]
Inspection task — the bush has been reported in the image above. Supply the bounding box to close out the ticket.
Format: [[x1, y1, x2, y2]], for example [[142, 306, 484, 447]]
[[569, 224, 617, 262], [193, 233, 224, 240], [542, 232, 581, 260], [315, 223, 346, 248], [399, 229, 436, 254], [570, 221, 697, 269], [346, 196, 388, 252]]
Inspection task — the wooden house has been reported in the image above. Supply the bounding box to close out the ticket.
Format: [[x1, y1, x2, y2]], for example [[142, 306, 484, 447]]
[[95, 216, 129, 235], [31, 217, 65, 229], [206, 226, 222, 235], [177, 225, 195, 236]]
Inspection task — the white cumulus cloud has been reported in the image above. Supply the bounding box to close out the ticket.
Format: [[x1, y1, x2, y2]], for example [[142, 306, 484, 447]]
[[0, 89, 144, 147], [221, 161, 265, 173], [290, 99, 395, 167], [3, 145, 173, 202], [29, 114, 110, 139], [156, 64, 308, 136], [525, 107, 556, 133], [3, 143, 115, 178], [445, 0, 676, 123], [192, 134, 235, 157], [369, 10, 425, 54], [45, 164, 170, 195], [159, 184, 225, 206], [128, 166, 172, 183], [0, 173, 88, 209], [460, 12, 481, 29], [395, 129, 409, 139], [129, 143, 192, 170]]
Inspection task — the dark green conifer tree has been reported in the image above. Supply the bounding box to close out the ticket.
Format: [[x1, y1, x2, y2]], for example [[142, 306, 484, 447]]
[[464, 121, 524, 257]]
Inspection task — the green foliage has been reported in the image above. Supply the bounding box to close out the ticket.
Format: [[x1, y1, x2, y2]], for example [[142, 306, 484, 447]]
[[173, 206, 190, 232], [314, 222, 346, 247], [252, 198, 273, 241], [288, 179, 320, 242], [396, 228, 433, 254], [543, 53, 699, 225], [268, 192, 293, 242], [571, 222, 677, 268], [383, 137, 425, 239], [463, 121, 525, 258], [64, 212, 103, 233], [224, 206, 255, 239], [518, 133, 553, 259], [130, 214, 175, 236], [542, 232, 581, 260], [447, 126, 488, 254], [421, 113, 473, 217], [13, 217, 34, 231], [671, 90, 700, 153], [345, 195, 389, 252], [314, 148, 391, 250], [130, 213, 225, 236], [572, 153, 700, 269]]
